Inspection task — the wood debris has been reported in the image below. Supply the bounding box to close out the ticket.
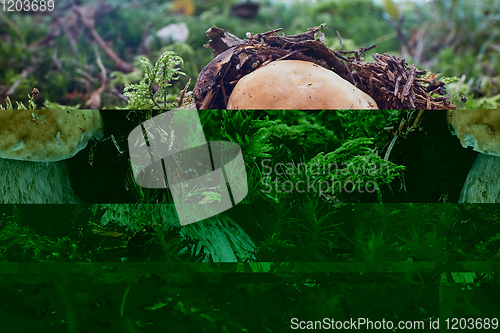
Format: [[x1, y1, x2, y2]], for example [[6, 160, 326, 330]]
[[194, 25, 456, 110]]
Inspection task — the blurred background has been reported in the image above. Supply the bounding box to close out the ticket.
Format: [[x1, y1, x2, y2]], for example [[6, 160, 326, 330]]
[[0, 0, 499, 109]]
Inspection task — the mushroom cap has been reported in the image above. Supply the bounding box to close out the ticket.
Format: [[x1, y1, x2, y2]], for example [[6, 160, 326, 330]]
[[447, 110, 500, 157], [0, 110, 103, 162], [227, 60, 378, 110]]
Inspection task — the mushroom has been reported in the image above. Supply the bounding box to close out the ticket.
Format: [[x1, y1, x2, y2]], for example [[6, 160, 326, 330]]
[[227, 60, 379, 109], [0, 110, 103, 203], [447, 110, 500, 203]]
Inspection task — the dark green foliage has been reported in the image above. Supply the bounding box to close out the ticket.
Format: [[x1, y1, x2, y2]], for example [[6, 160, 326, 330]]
[[0, 212, 64, 262], [1, 204, 499, 331], [221, 110, 342, 164], [307, 138, 406, 202], [101, 110, 472, 205], [0, 205, 205, 263], [335, 110, 400, 144], [221, 110, 274, 162], [219, 110, 406, 205], [252, 203, 500, 264]]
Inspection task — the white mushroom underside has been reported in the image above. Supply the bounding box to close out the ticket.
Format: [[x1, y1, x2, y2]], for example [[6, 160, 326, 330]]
[[459, 154, 500, 203]]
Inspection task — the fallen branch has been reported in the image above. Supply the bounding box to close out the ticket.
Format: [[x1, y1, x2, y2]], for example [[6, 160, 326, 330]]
[[86, 45, 109, 109], [74, 6, 135, 73], [5, 66, 36, 96]]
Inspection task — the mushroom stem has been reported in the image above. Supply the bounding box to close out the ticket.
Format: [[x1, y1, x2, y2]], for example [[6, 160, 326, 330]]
[[0, 110, 103, 204], [459, 154, 500, 203], [93, 204, 255, 262], [0, 159, 79, 204], [447, 110, 500, 203]]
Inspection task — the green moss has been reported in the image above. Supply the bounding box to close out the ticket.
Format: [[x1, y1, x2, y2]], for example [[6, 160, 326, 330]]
[[123, 51, 185, 110], [307, 138, 405, 202], [0, 211, 67, 262]]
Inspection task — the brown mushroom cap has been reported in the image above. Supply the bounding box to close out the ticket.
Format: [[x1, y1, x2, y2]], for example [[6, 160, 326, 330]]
[[0, 110, 103, 162], [447, 110, 500, 156], [227, 60, 378, 110]]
